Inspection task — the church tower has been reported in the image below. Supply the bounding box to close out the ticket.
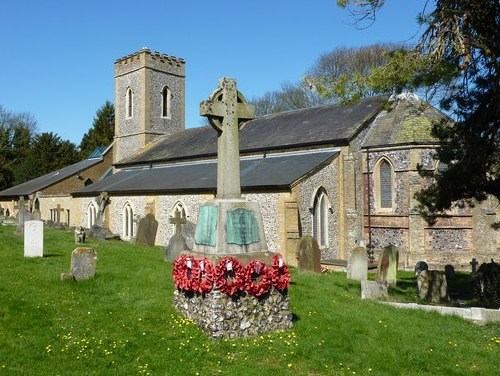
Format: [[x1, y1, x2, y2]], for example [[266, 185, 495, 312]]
[[113, 48, 185, 162]]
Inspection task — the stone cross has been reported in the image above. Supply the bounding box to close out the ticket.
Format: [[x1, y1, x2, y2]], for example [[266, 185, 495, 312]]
[[170, 210, 186, 236], [470, 258, 479, 273], [200, 77, 255, 199]]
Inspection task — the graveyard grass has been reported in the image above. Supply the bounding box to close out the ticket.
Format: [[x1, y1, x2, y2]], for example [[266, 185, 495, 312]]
[[0, 227, 499, 376]]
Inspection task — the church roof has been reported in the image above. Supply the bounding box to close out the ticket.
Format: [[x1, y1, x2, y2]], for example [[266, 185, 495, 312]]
[[0, 158, 103, 199], [115, 95, 387, 167], [0, 145, 111, 199], [362, 94, 443, 148], [72, 149, 339, 196]]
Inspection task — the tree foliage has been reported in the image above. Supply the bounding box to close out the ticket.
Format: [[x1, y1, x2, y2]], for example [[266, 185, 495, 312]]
[[79, 101, 115, 158], [337, 0, 500, 224], [0, 105, 80, 190]]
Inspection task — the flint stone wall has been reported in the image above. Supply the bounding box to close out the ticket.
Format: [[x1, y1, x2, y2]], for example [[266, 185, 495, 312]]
[[173, 288, 293, 339]]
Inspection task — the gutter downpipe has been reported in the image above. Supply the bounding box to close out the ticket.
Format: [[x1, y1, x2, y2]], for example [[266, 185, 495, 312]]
[[366, 147, 373, 261]]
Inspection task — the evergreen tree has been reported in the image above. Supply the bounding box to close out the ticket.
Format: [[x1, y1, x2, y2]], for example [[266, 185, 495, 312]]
[[79, 101, 115, 158], [337, 0, 500, 225]]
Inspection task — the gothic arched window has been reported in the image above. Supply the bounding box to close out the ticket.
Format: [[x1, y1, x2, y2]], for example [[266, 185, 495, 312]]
[[126, 87, 133, 118], [312, 188, 330, 248], [87, 202, 97, 228], [123, 202, 134, 239], [162, 86, 172, 118], [375, 158, 394, 211]]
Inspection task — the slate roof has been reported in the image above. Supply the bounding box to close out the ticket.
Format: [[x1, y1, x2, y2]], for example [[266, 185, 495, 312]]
[[72, 149, 339, 197], [362, 94, 442, 148], [0, 158, 103, 199], [116, 95, 387, 167], [0, 145, 111, 199]]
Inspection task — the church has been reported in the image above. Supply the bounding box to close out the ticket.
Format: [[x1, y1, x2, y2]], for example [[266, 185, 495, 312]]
[[1, 48, 498, 269]]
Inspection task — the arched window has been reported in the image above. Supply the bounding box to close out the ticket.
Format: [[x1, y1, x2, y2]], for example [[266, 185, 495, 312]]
[[34, 198, 40, 211], [375, 158, 394, 211], [126, 87, 133, 118], [162, 86, 172, 118], [122, 202, 134, 239], [87, 202, 97, 228], [311, 188, 330, 248]]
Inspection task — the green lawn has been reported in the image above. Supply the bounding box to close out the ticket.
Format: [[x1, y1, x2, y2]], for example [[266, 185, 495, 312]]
[[0, 226, 498, 375]]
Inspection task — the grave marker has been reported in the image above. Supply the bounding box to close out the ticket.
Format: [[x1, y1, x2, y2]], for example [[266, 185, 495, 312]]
[[296, 235, 321, 273], [135, 213, 158, 246], [24, 220, 43, 257], [378, 245, 398, 285], [347, 247, 368, 281]]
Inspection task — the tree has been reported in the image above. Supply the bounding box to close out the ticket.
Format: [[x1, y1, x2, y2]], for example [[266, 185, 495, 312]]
[[337, 0, 500, 225], [79, 101, 115, 158], [306, 43, 405, 103], [250, 81, 326, 117]]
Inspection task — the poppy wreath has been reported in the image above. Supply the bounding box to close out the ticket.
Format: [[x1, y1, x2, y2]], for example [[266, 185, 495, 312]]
[[197, 258, 215, 294], [215, 256, 245, 296], [172, 255, 201, 292], [271, 253, 291, 291], [244, 259, 272, 297]]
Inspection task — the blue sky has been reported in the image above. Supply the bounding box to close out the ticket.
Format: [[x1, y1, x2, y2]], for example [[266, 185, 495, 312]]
[[0, 0, 426, 145]]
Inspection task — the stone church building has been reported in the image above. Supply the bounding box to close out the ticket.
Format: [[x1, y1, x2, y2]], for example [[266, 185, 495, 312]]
[[2, 48, 498, 268]]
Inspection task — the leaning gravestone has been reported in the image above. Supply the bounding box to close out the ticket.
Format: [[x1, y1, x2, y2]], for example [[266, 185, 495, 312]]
[[416, 270, 449, 303], [24, 220, 44, 257], [378, 245, 398, 285], [61, 248, 97, 281], [297, 234, 321, 273], [347, 246, 368, 281], [135, 213, 158, 246]]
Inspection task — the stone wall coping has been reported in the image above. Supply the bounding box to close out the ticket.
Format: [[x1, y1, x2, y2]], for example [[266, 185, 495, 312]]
[[385, 302, 500, 324]]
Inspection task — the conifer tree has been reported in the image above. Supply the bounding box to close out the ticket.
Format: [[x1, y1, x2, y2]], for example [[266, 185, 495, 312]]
[[79, 101, 115, 158]]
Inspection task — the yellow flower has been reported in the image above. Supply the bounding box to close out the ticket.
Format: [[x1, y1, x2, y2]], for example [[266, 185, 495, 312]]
[[288, 363, 293, 368]]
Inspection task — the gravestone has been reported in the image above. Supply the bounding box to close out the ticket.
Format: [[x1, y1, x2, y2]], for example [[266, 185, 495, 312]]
[[32, 209, 41, 221], [470, 258, 479, 274], [90, 192, 110, 240], [165, 210, 190, 261], [74, 227, 86, 244], [347, 246, 368, 281], [414, 261, 429, 276], [53, 204, 64, 226], [61, 248, 97, 281], [361, 280, 388, 300], [296, 235, 321, 273], [473, 260, 500, 306], [193, 77, 268, 257], [444, 264, 455, 279], [135, 213, 158, 246], [15, 200, 33, 235], [378, 245, 398, 286], [24, 220, 43, 257], [417, 270, 449, 302]]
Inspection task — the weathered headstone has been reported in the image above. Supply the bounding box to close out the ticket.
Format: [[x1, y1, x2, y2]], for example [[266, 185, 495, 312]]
[[470, 258, 479, 274], [165, 210, 190, 261], [16, 202, 33, 235], [473, 260, 500, 306], [32, 209, 41, 221], [414, 260, 429, 276], [361, 280, 388, 300], [377, 245, 398, 285], [416, 270, 449, 302], [24, 220, 43, 257], [62, 247, 97, 281], [74, 227, 86, 244], [347, 246, 368, 281], [135, 213, 158, 246], [444, 264, 455, 279], [296, 235, 321, 273]]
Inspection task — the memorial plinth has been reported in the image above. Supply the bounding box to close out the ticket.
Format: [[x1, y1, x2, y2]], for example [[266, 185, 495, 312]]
[[191, 77, 269, 262]]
